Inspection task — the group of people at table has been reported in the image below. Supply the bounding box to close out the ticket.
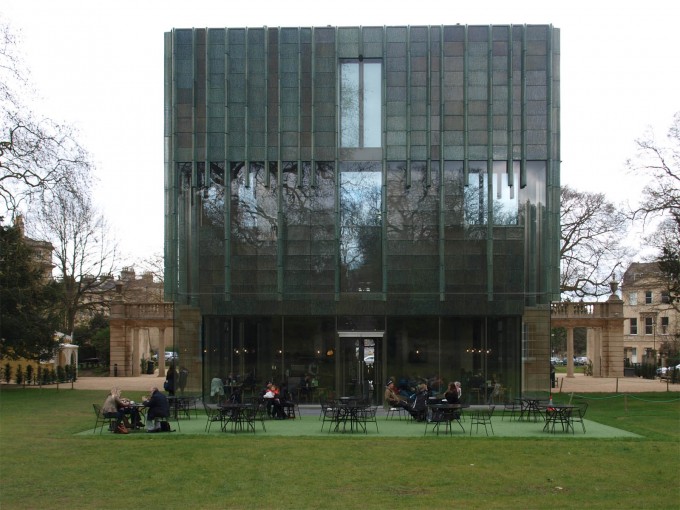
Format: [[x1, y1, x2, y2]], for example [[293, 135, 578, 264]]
[[101, 386, 170, 434], [384, 379, 462, 421]]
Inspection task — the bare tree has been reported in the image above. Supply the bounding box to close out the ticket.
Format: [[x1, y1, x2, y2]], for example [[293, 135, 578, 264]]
[[0, 21, 90, 217], [629, 112, 680, 307], [560, 185, 631, 299], [28, 179, 118, 336]]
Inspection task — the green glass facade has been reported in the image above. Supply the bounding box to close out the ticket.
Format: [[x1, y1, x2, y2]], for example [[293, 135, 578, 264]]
[[164, 25, 560, 401]]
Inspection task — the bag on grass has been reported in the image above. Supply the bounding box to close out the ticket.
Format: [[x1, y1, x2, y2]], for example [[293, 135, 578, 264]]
[[160, 421, 172, 432]]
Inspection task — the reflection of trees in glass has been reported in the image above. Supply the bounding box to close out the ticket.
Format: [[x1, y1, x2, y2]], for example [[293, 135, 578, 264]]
[[340, 162, 382, 292], [465, 165, 487, 226], [386, 162, 438, 242], [230, 162, 278, 247], [282, 162, 336, 277], [201, 162, 225, 228], [464, 162, 518, 229], [340, 63, 360, 147], [492, 162, 519, 226], [340, 61, 381, 148]]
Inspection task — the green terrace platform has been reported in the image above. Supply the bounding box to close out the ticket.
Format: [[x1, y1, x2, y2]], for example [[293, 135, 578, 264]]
[[80, 404, 640, 439]]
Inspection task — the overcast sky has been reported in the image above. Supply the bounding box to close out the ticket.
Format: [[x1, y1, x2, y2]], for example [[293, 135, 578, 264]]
[[2, 0, 679, 264]]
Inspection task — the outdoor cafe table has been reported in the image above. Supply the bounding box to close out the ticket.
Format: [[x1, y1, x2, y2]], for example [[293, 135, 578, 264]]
[[541, 404, 577, 433], [124, 402, 147, 430], [425, 403, 464, 435], [218, 402, 259, 433], [517, 398, 548, 422], [329, 398, 369, 433]]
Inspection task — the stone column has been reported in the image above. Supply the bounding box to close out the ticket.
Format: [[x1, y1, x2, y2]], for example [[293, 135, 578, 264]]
[[131, 328, 140, 376], [588, 328, 601, 377], [566, 327, 575, 378], [158, 327, 166, 378]]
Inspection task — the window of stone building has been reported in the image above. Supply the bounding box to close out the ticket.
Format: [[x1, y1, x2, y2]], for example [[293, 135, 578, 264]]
[[628, 292, 637, 305], [645, 291, 652, 304], [644, 316, 654, 335], [339, 60, 382, 149], [630, 318, 637, 335], [661, 316, 669, 333]]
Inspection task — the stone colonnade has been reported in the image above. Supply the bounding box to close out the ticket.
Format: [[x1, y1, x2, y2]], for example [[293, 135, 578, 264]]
[[551, 292, 624, 378], [109, 302, 174, 378]]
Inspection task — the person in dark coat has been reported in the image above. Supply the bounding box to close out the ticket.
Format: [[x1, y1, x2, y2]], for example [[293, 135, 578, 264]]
[[165, 365, 176, 396], [144, 386, 169, 432], [407, 383, 429, 422]]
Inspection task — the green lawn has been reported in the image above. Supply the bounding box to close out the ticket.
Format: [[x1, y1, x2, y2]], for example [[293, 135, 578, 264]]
[[1, 387, 678, 509]]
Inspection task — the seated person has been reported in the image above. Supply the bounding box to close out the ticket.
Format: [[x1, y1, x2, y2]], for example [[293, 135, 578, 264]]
[[407, 383, 429, 422], [143, 386, 170, 432], [263, 384, 286, 419], [384, 380, 409, 410], [210, 377, 225, 403], [443, 381, 462, 420], [444, 381, 461, 405], [102, 387, 129, 434]]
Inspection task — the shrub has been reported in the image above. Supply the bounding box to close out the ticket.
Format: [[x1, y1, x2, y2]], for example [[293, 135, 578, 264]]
[[15, 364, 23, 385], [3, 363, 11, 384], [25, 365, 34, 385]]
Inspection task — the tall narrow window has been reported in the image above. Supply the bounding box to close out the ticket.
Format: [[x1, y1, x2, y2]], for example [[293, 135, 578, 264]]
[[465, 162, 488, 225], [645, 291, 652, 304], [339, 161, 382, 292], [630, 318, 637, 335], [340, 60, 382, 148], [644, 317, 654, 335]]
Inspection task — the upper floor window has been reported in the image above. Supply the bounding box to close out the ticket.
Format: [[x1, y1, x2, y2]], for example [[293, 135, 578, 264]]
[[630, 318, 637, 335], [340, 60, 382, 148], [661, 291, 670, 304], [661, 316, 669, 333], [645, 291, 652, 304], [628, 292, 637, 306], [645, 316, 654, 335]]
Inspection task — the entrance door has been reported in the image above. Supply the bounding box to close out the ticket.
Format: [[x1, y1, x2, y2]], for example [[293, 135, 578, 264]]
[[337, 331, 384, 404]]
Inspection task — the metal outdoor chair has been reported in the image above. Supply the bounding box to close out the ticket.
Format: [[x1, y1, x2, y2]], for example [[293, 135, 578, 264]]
[[203, 401, 222, 432], [356, 405, 379, 433], [385, 400, 408, 420], [571, 402, 588, 433], [501, 400, 522, 421], [469, 405, 495, 436], [92, 403, 116, 434], [319, 399, 339, 431]]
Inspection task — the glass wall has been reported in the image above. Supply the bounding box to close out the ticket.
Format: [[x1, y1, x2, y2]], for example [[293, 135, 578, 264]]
[[200, 315, 520, 404]]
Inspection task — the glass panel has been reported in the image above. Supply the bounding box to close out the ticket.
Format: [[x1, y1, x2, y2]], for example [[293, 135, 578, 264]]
[[340, 60, 382, 149], [363, 62, 382, 148], [386, 161, 439, 295], [282, 317, 335, 403], [340, 62, 360, 148], [340, 162, 382, 292], [230, 162, 278, 295], [282, 162, 336, 297], [465, 162, 488, 225], [492, 161, 518, 225]]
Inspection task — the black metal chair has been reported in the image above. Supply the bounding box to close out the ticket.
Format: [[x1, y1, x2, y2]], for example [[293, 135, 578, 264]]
[[92, 403, 116, 434], [203, 401, 222, 432], [571, 402, 588, 433], [469, 405, 495, 436]]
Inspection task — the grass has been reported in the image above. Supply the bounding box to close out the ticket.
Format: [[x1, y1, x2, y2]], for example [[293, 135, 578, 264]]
[[1, 387, 678, 509]]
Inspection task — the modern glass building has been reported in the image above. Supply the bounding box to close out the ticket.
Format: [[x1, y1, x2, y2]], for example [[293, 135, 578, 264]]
[[164, 25, 560, 402]]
